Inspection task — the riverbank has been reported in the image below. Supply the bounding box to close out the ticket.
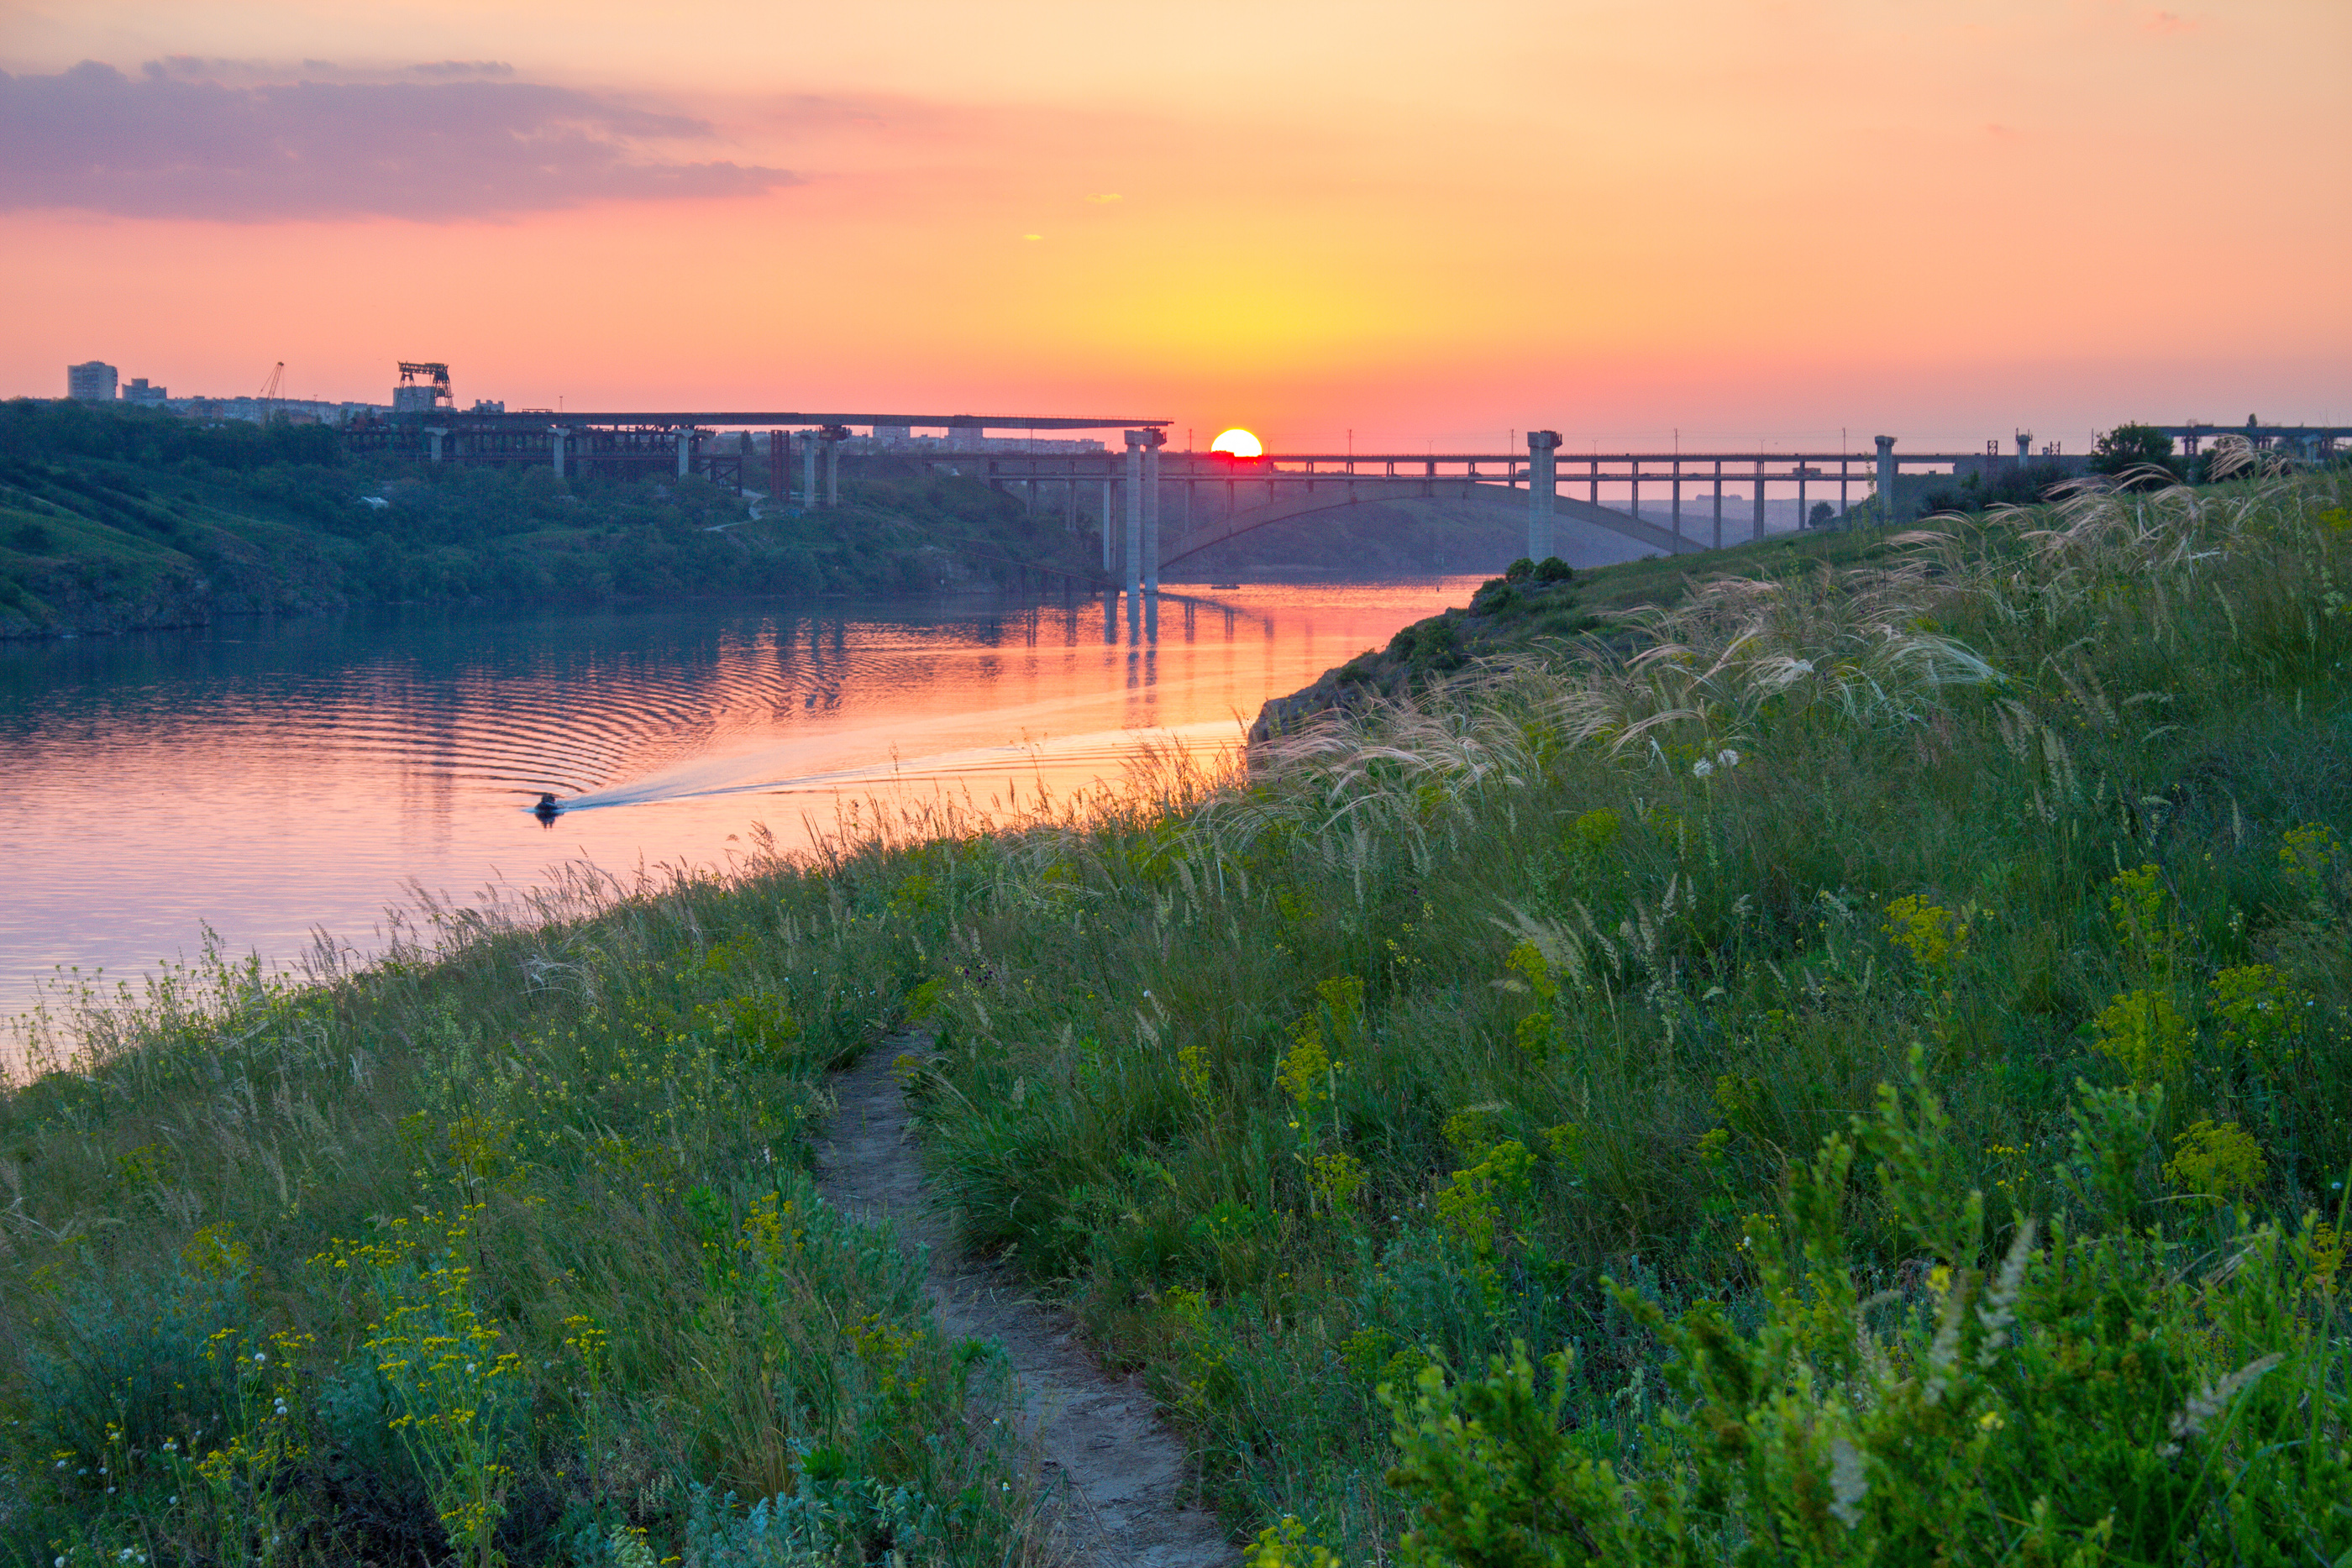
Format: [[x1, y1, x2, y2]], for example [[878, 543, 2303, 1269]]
[[6, 468, 2350, 1564], [0, 399, 1105, 640]]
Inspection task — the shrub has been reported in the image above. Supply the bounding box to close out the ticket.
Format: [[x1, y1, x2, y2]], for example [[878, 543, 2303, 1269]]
[[1380, 1078, 2352, 1564], [2090, 422, 2185, 481]]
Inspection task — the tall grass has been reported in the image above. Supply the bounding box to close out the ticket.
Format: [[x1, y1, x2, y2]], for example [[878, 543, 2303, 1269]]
[[1, 846, 1055, 1564], [891, 466, 2352, 1557], [5, 464, 2349, 1563]]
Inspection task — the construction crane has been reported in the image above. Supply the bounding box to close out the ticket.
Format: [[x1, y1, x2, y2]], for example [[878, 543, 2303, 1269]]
[[259, 361, 286, 419]]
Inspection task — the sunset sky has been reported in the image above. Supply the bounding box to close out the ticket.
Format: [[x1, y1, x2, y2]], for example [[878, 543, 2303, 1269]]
[[3, 0, 2345, 452]]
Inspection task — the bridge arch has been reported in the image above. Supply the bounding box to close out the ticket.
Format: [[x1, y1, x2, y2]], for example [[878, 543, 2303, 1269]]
[[1157, 475, 1702, 571]]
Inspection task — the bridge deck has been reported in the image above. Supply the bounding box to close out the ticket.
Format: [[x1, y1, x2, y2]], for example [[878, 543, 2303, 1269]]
[[428, 412, 1173, 431]]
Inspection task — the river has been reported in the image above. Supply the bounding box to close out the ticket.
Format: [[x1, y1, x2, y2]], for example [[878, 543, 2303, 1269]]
[[0, 582, 1475, 1055]]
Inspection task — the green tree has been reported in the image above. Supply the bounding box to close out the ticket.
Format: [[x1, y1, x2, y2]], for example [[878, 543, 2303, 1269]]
[[2089, 422, 2182, 481]]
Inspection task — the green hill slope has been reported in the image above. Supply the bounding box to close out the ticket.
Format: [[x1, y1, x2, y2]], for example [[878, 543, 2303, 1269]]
[[0, 399, 1105, 638]]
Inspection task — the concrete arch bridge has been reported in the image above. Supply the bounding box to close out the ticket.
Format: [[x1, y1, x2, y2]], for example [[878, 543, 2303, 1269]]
[[945, 438, 1955, 592]]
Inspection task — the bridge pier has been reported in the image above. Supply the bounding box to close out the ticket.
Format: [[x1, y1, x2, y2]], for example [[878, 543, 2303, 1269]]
[[1875, 435, 1897, 526], [1142, 428, 1166, 594], [1712, 460, 1723, 548], [801, 433, 818, 508], [1527, 430, 1561, 561], [551, 425, 568, 480], [1752, 459, 1765, 542], [822, 424, 849, 508], [1123, 431, 1147, 599]]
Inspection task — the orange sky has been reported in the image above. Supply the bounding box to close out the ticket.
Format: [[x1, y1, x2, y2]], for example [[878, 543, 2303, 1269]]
[[3, 0, 2346, 451]]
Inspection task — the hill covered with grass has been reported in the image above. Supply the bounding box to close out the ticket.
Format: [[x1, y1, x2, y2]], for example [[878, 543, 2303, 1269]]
[[0, 399, 1103, 639], [5, 468, 2350, 1565], [1251, 526, 1917, 740]]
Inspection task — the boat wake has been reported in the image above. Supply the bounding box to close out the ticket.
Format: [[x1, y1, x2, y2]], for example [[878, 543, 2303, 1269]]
[[551, 721, 1242, 813]]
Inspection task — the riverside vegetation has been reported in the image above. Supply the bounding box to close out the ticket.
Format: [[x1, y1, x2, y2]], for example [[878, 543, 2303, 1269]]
[[0, 399, 1098, 638], [4, 451, 2350, 1565]]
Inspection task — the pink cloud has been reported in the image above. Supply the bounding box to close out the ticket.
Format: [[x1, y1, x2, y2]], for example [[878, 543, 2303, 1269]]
[[0, 60, 798, 222]]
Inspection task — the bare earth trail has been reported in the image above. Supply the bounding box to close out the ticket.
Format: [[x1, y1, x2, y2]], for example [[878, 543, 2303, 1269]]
[[815, 1039, 1238, 1567]]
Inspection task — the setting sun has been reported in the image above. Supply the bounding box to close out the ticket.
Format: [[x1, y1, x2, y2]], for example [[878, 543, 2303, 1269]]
[[1210, 428, 1263, 459]]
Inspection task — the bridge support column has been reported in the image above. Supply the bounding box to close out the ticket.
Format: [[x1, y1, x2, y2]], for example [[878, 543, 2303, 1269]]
[[676, 427, 693, 480], [551, 426, 567, 480], [1101, 480, 1114, 569], [802, 432, 818, 507], [1874, 435, 1898, 527], [821, 424, 849, 508], [425, 427, 446, 463], [1141, 428, 1167, 594], [1123, 431, 1146, 600], [1753, 459, 1766, 541], [1712, 461, 1723, 548], [1526, 430, 1561, 562]]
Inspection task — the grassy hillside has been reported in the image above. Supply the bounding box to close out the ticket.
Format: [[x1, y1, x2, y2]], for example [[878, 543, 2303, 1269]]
[[6, 468, 2351, 1565], [0, 400, 1105, 638], [1252, 527, 1915, 739]]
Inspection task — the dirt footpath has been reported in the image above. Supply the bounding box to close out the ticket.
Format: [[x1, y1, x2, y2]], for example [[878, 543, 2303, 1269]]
[[815, 1040, 1237, 1568]]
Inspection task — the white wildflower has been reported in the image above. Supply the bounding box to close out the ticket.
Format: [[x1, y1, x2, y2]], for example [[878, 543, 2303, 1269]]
[[1975, 1218, 2037, 1366], [1717, 748, 1741, 768], [1692, 758, 1715, 778], [1828, 1438, 1868, 1529], [2157, 1352, 2285, 1456], [1922, 1286, 1967, 1405]]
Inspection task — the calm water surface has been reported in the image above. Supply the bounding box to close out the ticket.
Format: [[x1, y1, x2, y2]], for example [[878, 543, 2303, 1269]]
[[0, 583, 1475, 1039]]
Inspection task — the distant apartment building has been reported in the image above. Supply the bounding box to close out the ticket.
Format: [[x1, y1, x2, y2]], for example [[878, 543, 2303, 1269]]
[[122, 377, 168, 407], [67, 361, 118, 402]]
